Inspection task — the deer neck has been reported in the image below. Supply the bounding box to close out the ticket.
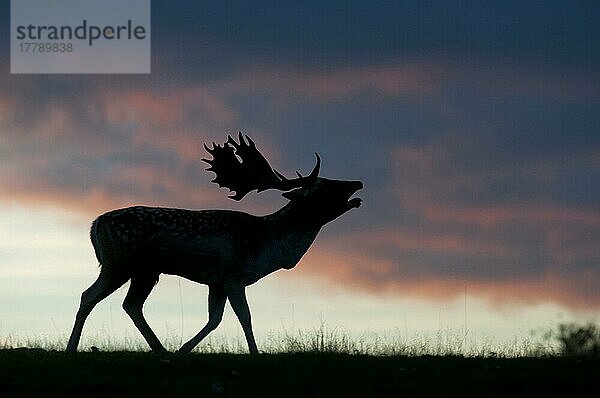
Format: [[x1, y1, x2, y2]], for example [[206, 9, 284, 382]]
[[262, 201, 323, 270]]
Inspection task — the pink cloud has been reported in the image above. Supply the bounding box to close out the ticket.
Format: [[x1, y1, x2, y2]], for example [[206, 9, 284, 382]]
[[0, 95, 14, 124], [0, 79, 249, 214], [413, 203, 600, 228], [377, 139, 600, 309], [100, 87, 236, 127], [299, 247, 600, 310], [452, 62, 600, 100], [95, 86, 239, 161], [339, 229, 516, 257], [393, 143, 600, 227], [216, 60, 600, 102], [220, 63, 441, 100], [0, 159, 226, 216]]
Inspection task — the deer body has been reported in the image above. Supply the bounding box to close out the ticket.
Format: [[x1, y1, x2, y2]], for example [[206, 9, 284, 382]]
[[67, 134, 362, 354], [92, 205, 321, 286]]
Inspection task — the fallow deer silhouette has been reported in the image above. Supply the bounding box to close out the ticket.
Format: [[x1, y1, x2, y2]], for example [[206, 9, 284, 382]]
[[66, 133, 363, 354]]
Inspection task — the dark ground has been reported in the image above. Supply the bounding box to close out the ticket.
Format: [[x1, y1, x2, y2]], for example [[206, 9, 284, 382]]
[[0, 349, 597, 397]]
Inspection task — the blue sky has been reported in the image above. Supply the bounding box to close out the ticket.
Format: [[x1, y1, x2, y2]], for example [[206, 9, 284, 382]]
[[0, 1, 598, 346]]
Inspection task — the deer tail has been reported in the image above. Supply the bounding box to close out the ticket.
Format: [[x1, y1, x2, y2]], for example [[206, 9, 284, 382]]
[[90, 215, 116, 269]]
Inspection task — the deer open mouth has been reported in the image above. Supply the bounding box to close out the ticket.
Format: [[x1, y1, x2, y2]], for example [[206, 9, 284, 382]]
[[348, 197, 362, 208], [346, 181, 363, 209]]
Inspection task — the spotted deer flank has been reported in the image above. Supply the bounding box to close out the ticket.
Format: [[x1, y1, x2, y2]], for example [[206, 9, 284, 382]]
[[67, 133, 363, 354]]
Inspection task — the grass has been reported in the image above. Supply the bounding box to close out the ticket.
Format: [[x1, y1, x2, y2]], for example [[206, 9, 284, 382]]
[[0, 324, 597, 397], [0, 325, 557, 357], [0, 349, 598, 397]]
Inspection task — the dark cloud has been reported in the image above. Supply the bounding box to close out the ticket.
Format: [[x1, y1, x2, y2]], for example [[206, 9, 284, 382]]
[[149, 1, 600, 68]]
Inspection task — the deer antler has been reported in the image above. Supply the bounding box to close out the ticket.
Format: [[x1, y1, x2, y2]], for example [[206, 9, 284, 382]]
[[203, 132, 320, 200]]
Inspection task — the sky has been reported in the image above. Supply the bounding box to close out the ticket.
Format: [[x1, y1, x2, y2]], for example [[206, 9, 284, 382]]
[[0, 1, 599, 350]]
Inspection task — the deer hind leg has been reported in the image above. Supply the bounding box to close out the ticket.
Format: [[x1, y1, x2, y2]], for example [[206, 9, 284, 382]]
[[122, 274, 166, 353], [178, 285, 227, 353], [66, 269, 129, 352], [226, 285, 259, 355]]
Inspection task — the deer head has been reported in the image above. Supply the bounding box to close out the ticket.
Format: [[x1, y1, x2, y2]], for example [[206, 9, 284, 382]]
[[203, 133, 363, 224]]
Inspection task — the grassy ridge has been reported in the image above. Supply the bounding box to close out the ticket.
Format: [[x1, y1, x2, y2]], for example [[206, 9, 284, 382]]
[[0, 349, 598, 397]]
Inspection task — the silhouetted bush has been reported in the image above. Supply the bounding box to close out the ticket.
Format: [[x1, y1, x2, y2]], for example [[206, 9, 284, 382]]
[[556, 322, 600, 357]]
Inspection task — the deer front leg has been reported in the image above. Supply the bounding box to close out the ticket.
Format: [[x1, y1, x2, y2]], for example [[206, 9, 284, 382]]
[[226, 285, 259, 355], [178, 285, 227, 353], [67, 270, 128, 352]]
